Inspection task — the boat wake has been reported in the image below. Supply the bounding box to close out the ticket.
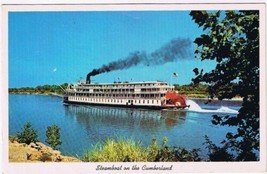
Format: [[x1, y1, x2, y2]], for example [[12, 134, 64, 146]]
[[185, 100, 239, 114]]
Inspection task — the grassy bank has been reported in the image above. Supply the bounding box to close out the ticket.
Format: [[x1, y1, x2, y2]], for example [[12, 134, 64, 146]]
[[83, 138, 201, 162]]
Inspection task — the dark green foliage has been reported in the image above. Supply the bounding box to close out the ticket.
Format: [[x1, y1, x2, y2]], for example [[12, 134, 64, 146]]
[[154, 146, 176, 162], [153, 137, 200, 162], [17, 122, 38, 145], [45, 125, 62, 150], [204, 135, 234, 161], [151, 137, 176, 162], [174, 147, 201, 162], [190, 10, 259, 161], [154, 146, 200, 162]]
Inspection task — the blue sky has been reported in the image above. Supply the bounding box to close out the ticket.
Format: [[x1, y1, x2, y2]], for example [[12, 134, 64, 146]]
[[9, 11, 216, 88]]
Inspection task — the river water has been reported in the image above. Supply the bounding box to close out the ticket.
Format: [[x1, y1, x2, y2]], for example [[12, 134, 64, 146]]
[[9, 94, 241, 159]]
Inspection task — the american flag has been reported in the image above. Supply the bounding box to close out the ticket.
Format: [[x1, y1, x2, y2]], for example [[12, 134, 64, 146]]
[[173, 73, 178, 77]]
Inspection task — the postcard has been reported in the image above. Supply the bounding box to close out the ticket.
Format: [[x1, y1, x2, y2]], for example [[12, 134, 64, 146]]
[[1, 2, 266, 174]]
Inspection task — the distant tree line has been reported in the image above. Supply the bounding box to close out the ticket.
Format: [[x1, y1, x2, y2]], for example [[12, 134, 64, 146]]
[[7, 82, 240, 99], [9, 83, 69, 95], [9, 83, 209, 98], [174, 83, 209, 98]]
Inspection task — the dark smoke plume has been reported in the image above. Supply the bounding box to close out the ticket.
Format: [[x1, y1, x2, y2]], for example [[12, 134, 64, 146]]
[[86, 37, 191, 83]]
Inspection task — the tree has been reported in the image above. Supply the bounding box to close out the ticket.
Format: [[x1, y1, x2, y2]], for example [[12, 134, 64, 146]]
[[17, 122, 38, 145], [190, 10, 259, 161], [45, 125, 62, 150]]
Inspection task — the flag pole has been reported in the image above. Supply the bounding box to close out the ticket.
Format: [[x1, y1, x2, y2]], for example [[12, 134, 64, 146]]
[[172, 72, 178, 86]]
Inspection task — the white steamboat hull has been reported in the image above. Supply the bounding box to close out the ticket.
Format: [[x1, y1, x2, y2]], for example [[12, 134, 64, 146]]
[[64, 96, 186, 110]]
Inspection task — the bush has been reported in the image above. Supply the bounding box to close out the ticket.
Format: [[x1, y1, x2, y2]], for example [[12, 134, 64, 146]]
[[150, 137, 200, 162], [83, 139, 147, 162], [17, 122, 38, 145], [83, 137, 201, 162], [45, 125, 62, 150], [174, 147, 201, 161]]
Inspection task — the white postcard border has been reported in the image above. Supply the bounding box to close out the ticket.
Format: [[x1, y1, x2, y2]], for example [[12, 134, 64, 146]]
[[1, 3, 266, 174]]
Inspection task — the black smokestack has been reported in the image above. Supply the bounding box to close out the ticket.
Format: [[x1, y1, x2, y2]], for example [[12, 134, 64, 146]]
[[86, 74, 91, 84], [86, 37, 191, 83]]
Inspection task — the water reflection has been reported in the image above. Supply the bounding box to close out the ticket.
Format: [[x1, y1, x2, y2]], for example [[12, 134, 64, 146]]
[[161, 110, 186, 129], [64, 105, 187, 132]]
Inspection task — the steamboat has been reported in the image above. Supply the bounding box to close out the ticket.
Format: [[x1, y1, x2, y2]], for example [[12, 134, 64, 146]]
[[63, 76, 189, 110]]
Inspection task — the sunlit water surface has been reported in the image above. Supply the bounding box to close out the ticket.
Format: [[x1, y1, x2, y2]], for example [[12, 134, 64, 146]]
[[9, 94, 241, 159]]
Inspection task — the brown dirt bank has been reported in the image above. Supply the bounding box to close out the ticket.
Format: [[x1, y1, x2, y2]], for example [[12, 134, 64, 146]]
[[9, 139, 81, 162]]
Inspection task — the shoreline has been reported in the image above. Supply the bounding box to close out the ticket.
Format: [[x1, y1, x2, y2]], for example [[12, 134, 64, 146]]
[[9, 92, 63, 98]]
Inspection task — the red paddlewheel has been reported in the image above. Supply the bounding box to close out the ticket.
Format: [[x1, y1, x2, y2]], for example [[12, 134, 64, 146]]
[[165, 91, 187, 107]]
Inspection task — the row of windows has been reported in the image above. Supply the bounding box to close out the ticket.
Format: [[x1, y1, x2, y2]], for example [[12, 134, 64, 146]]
[[68, 93, 165, 98], [94, 89, 135, 92], [70, 97, 160, 104], [76, 88, 172, 92], [81, 82, 168, 88]]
